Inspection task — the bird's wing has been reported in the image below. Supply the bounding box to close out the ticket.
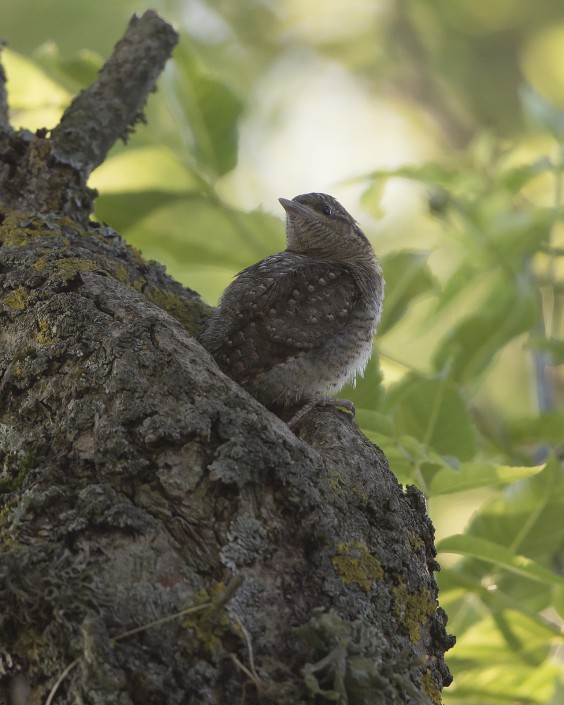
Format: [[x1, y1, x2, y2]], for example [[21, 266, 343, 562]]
[[199, 253, 359, 383]]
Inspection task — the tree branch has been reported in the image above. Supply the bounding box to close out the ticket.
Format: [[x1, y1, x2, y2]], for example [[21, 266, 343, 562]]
[[0, 10, 178, 222], [51, 10, 178, 174]]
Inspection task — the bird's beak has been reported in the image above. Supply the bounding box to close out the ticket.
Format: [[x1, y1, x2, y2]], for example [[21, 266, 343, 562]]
[[279, 198, 311, 219]]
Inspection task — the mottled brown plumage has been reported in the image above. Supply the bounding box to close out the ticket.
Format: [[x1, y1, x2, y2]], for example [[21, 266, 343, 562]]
[[199, 193, 384, 426]]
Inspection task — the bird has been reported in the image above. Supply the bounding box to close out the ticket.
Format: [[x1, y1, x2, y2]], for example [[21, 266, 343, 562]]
[[199, 192, 384, 427]]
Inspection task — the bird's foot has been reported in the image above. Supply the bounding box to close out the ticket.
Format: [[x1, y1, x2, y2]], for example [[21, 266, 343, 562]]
[[287, 397, 356, 429]]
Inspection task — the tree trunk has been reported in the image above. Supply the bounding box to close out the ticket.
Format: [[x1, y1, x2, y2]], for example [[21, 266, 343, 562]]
[[0, 11, 454, 705]]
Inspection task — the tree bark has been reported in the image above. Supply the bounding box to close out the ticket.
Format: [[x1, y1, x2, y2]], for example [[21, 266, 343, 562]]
[[0, 12, 454, 705]]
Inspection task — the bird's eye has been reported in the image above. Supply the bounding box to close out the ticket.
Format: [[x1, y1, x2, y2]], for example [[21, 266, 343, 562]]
[[321, 204, 333, 217]]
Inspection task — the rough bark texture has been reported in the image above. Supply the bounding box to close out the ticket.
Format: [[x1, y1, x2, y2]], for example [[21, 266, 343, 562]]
[[0, 12, 454, 705]]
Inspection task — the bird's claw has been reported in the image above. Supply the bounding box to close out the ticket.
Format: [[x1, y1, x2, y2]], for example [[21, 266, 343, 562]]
[[287, 397, 356, 429]]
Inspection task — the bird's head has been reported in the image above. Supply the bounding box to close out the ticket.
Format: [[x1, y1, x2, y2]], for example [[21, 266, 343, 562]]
[[279, 193, 374, 262]]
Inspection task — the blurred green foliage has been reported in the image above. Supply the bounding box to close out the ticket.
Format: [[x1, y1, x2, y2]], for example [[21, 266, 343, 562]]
[[3, 1, 564, 703]]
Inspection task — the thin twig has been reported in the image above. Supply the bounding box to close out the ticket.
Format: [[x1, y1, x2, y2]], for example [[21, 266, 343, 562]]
[[233, 614, 261, 684], [229, 613, 269, 698], [112, 602, 210, 643], [44, 603, 210, 705], [211, 575, 245, 611], [44, 576, 245, 705], [230, 654, 258, 684], [44, 658, 80, 705], [45, 603, 211, 705], [531, 145, 562, 419]]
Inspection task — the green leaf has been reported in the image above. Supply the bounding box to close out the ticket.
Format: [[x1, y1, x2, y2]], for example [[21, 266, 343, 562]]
[[446, 612, 561, 705], [356, 408, 393, 436], [91, 146, 204, 194], [3, 48, 70, 130], [466, 457, 564, 566], [131, 197, 282, 266], [94, 192, 186, 232], [505, 412, 564, 445], [378, 251, 438, 335], [451, 457, 564, 617], [438, 568, 561, 638], [360, 179, 385, 219], [433, 285, 537, 382], [386, 376, 476, 460], [429, 462, 544, 496], [394, 434, 454, 471], [491, 208, 551, 263], [437, 534, 564, 587], [358, 432, 448, 486], [548, 679, 564, 705], [433, 260, 481, 313], [362, 163, 461, 188], [121, 197, 284, 303], [554, 585, 564, 621], [34, 43, 103, 91], [499, 157, 553, 194], [450, 609, 555, 665], [171, 45, 243, 179], [520, 84, 564, 140], [92, 147, 207, 232]]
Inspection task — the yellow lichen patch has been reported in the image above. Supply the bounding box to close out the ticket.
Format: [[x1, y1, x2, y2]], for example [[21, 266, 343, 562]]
[[36, 320, 55, 346], [0, 216, 71, 247], [422, 668, 442, 705], [127, 244, 145, 265], [409, 532, 425, 553], [328, 468, 346, 496], [142, 285, 209, 335], [331, 540, 384, 592], [31, 256, 99, 278], [34, 254, 131, 285], [182, 583, 237, 655], [350, 484, 369, 503], [0, 499, 17, 542], [327, 469, 368, 503], [1, 286, 30, 311], [0, 229, 31, 247], [111, 263, 131, 283], [392, 577, 436, 644], [32, 256, 48, 271], [1, 225, 53, 247]]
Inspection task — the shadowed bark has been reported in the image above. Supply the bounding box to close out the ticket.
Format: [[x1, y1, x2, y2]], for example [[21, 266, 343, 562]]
[[0, 11, 454, 705]]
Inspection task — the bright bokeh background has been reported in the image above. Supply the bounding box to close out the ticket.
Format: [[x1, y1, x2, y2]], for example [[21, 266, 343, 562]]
[[3, 1, 564, 703]]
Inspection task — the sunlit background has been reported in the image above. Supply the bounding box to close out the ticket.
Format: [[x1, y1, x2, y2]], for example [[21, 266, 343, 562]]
[[3, 1, 564, 702]]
